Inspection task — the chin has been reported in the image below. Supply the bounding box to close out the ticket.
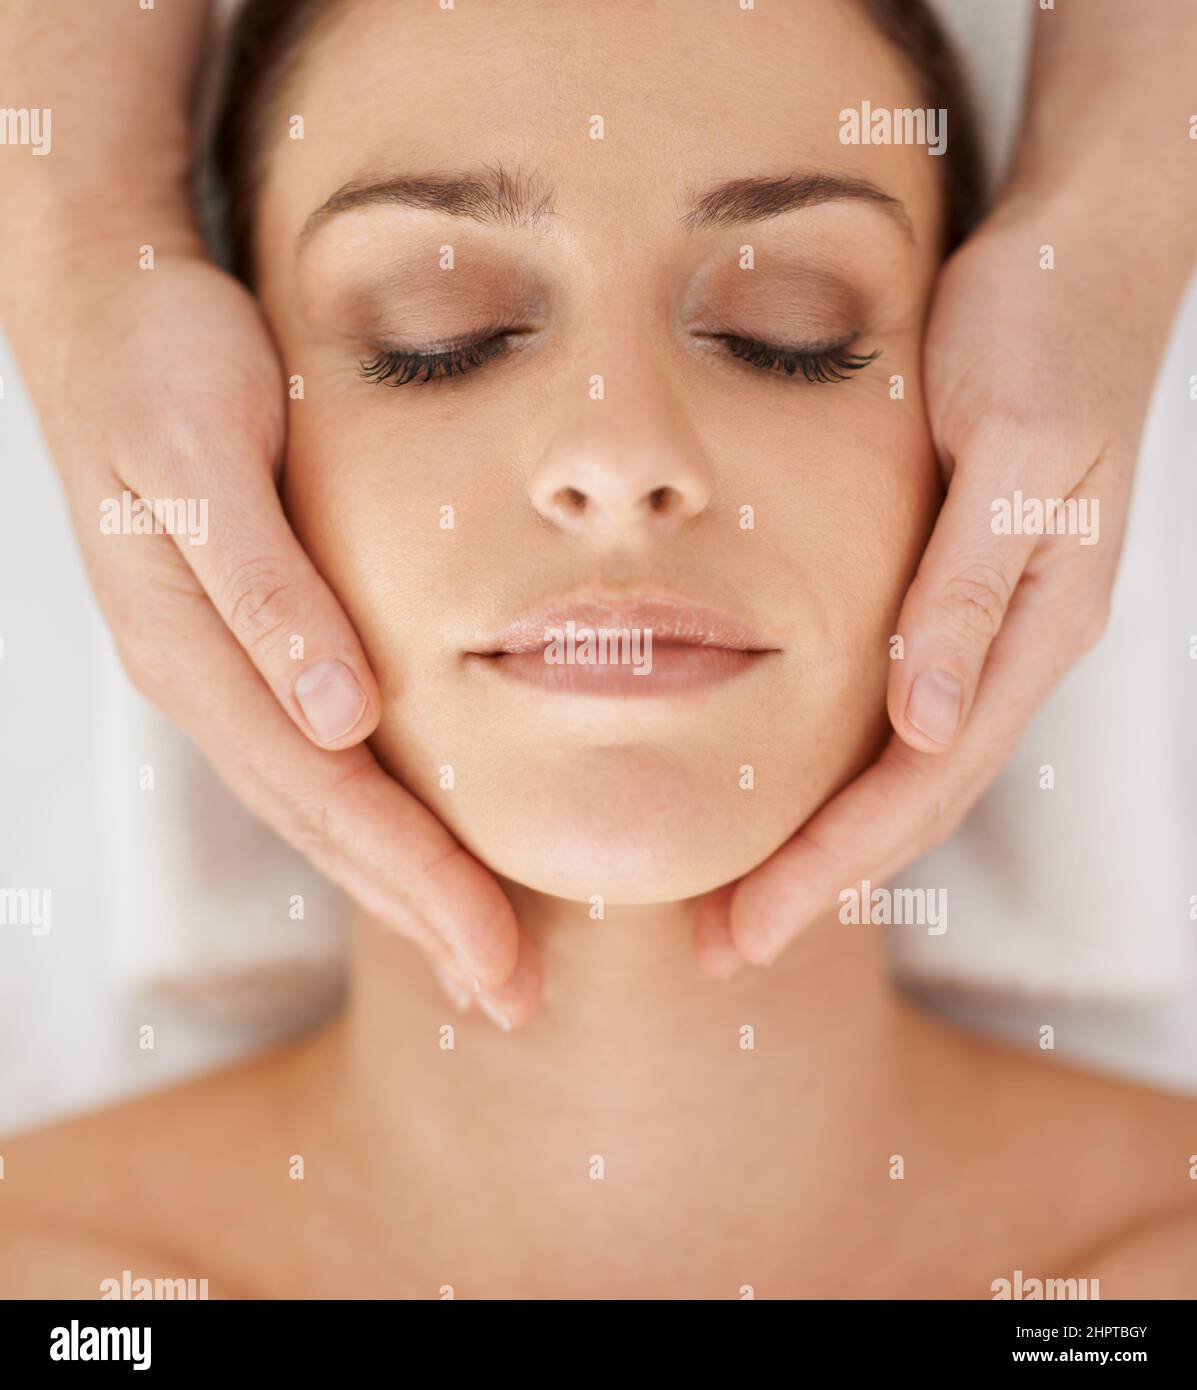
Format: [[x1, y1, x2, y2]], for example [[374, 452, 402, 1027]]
[[435, 745, 811, 905]]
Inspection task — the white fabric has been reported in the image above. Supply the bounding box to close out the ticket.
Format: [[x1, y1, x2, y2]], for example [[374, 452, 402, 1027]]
[[2, 0, 1195, 1141]]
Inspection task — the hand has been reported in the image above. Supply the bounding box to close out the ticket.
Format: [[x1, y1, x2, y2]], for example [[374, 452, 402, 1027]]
[[6, 237, 538, 1025], [694, 195, 1172, 970]]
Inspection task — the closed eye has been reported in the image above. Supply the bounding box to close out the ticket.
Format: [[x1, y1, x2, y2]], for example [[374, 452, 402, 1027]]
[[360, 332, 512, 386], [359, 330, 879, 387], [713, 334, 880, 383]]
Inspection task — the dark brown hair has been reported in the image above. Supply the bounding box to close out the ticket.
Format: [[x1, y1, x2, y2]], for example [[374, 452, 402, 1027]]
[[857, 0, 986, 259], [210, 0, 985, 285]]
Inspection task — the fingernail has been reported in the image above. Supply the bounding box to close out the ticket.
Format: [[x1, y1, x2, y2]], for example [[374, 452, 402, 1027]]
[[433, 962, 472, 1012], [476, 993, 512, 1032], [294, 660, 368, 743], [906, 669, 962, 746]]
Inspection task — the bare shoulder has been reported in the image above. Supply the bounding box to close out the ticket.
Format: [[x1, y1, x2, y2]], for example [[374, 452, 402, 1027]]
[[0, 1100, 187, 1298], [0, 1044, 305, 1298], [984, 1034, 1197, 1294], [1084, 1206, 1197, 1298], [908, 1003, 1197, 1295], [1054, 1058, 1197, 1297]]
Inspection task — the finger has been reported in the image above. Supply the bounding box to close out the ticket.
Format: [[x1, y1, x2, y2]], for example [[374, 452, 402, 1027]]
[[888, 460, 1038, 753], [452, 927, 543, 1033], [103, 538, 524, 991], [145, 453, 382, 751], [730, 550, 1104, 966], [691, 886, 745, 979]]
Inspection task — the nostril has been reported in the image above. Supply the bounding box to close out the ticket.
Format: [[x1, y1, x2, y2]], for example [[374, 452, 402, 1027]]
[[648, 486, 679, 514], [538, 481, 693, 526], [553, 486, 588, 516]]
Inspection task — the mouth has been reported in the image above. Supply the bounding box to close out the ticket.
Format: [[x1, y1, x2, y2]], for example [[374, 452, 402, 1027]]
[[465, 593, 780, 697]]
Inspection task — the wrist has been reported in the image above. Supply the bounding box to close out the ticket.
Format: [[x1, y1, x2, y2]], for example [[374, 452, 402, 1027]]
[[984, 165, 1197, 336], [998, 97, 1197, 278], [0, 193, 207, 389], [0, 180, 205, 309]]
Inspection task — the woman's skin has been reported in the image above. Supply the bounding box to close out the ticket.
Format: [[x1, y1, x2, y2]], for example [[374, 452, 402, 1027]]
[[4, 913, 1197, 1298], [2, 0, 1197, 1298]]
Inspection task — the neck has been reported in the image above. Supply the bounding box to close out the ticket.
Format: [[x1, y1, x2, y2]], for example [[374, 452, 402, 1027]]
[[304, 886, 927, 1296]]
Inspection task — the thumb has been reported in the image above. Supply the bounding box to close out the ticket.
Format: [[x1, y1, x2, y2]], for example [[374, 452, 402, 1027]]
[[889, 470, 1036, 752]]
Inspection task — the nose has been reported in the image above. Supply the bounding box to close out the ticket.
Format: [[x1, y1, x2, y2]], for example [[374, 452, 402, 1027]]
[[528, 366, 713, 537]]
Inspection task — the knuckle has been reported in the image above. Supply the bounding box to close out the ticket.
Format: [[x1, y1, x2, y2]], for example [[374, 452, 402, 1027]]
[[289, 793, 335, 864], [934, 563, 1013, 646], [289, 761, 366, 862], [930, 790, 967, 840], [285, 762, 429, 927], [894, 752, 971, 843], [223, 556, 297, 659], [287, 791, 352, 888]]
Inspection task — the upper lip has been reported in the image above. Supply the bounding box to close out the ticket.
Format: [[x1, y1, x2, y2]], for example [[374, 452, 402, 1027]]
[[468, 592, 779, 655]]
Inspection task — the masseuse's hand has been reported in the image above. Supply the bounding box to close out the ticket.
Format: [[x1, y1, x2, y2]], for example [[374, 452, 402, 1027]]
[[695, 189, 1192, 974], [4, 234, 534, 1028]]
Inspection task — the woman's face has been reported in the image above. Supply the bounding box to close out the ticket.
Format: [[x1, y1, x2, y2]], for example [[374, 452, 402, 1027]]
[[257, 0, 943, 904]]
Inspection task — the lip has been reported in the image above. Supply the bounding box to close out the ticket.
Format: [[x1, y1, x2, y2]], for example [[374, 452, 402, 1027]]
[[466, 593, 780, 696]]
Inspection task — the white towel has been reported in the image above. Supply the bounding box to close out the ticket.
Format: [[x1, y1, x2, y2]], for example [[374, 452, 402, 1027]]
[[100, 695, 347, 1027]]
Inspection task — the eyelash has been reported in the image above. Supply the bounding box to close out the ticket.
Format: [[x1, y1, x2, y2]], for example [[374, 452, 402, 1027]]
[[360, 335, 509, 386], [716, 335, 879, 383], [359, 333, 879, 387]]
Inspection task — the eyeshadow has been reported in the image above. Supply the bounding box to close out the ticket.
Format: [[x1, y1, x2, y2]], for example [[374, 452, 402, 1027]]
[[679, 257, 864, 342], [299, 237, 550, 345]]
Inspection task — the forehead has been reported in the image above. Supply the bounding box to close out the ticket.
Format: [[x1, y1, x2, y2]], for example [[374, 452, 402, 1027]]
[[260, 0, 940, 257]]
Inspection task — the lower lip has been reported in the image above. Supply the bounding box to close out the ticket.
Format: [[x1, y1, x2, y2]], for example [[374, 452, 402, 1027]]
[[472, 645, 771, 695]]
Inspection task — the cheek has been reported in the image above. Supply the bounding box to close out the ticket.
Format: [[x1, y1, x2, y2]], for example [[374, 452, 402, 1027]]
[[669, 378, 941, 825], [282, 386, 501, 672]]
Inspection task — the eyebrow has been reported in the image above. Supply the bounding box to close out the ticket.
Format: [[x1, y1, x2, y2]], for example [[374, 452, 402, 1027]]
[[681, 172, 914, 241], [299, 163, 913, 246], [300, 163, 555, 246]]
